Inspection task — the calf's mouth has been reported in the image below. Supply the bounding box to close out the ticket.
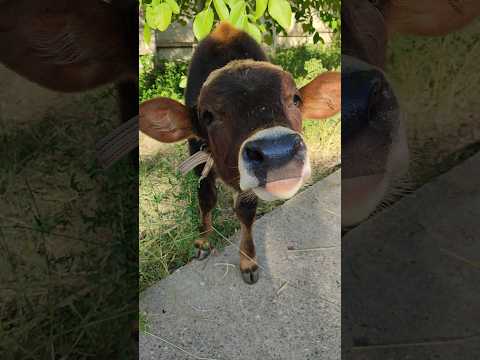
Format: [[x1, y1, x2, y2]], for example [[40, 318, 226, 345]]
[[238, 126, 311, 201]]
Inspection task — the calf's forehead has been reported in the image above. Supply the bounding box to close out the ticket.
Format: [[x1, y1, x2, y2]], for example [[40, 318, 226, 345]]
[[199, 61, 295, 108]]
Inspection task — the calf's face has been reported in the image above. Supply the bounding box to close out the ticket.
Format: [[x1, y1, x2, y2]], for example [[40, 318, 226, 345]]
[[140, 60, 340, 201]]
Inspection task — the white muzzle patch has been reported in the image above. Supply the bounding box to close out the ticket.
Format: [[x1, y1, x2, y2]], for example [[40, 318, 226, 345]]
[[238, 126, 311, 201]]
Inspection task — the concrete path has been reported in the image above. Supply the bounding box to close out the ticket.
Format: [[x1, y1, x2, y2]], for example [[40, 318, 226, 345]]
[[140, 170, 341, 360], [343, 152, 480, 359]]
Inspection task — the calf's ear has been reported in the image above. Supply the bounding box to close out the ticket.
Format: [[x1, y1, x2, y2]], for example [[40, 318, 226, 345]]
[[299, 72, 341, 120], [384, 0, 480, 36], [139, 97, 194, 143]]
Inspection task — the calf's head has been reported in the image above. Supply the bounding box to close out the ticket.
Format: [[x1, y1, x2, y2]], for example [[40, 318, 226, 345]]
[[140, 61, 340, 201]]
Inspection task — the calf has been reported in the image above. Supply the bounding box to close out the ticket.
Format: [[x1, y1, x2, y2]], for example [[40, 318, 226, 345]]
[[341, 0, 480, 227], [140, 21, 340, 284]]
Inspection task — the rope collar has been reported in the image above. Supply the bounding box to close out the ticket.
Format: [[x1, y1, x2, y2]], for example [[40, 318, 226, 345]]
[[178, 149, 214, 181]]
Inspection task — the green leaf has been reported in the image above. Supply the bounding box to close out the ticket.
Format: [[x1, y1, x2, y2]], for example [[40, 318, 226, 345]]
[[254, 0, 268, 19], [146, 2, 172, 31], [246, 22, 262, 43], [313, 32, 323, 44], [264, 33, 273, 45], [229, 1, 245, 25], [193, 7, 214, 40], [226, 0, 240, 8], [236, 14, 248, 31], [268, 0, 292, 32], [213, 0, 230, 21], [165, 0, 180, 14], [143, 23, 152, 44], [330, 19, 338, 31], [179, 76, 188, 89]]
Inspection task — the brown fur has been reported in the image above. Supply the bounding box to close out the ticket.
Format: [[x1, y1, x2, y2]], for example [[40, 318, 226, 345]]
[[0, 0, 138, 166], [197, 62, 300, 190], [383, 0, 480, 36], [210, 20, 243, 44], [0, 0, 136, 92], [235, 193, 258, 282]]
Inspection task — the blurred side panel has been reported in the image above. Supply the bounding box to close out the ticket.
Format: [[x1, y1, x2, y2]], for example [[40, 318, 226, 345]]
[[0, 1, 139, 358], [342, 1, 480, 359]]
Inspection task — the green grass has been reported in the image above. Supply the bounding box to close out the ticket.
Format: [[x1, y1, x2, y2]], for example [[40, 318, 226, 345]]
[[139, 43, 341, 291], [0, 87, 137, 358], [139, 144, 239, 289]]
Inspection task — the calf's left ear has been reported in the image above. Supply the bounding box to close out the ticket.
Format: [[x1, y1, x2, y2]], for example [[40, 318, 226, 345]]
[[299, 72, 341, 120]]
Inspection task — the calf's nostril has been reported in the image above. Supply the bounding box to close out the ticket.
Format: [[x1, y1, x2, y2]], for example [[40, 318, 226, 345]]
[[244, 145, 264, 163], [243, 133, 306, 167], [292, 136, 305, 154]]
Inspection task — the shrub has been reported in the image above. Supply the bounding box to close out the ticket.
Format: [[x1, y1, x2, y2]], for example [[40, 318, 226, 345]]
[[271, 43, 340, 85], [139, 54, 188, 102]]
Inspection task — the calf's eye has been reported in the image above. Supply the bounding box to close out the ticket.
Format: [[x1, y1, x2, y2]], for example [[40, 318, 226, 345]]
[[203, 111, 215, 126], [293, 94, 302, 107]]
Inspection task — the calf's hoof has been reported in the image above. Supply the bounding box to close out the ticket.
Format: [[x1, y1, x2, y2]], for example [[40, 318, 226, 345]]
[[241, 268, 259, 284], [240, 259, 259, 284], [194, 239, 210, 260], [195, 248, 210, 260]]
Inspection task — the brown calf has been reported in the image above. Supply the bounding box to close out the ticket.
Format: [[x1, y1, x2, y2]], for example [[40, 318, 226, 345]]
[[341, 0, 480, 227], [140, 22, 340, 284]]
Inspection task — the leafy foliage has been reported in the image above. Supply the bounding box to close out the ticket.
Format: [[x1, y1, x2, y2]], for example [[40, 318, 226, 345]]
[[139, 55, 188, 102], [292, 0, 340, 38], [141, 0, 340, 43]]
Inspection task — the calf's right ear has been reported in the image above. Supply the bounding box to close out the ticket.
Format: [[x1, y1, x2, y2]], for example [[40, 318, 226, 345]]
[[139, 97, 194, 143], [384, 0, 480, 36], [299, 72, 341, 120]]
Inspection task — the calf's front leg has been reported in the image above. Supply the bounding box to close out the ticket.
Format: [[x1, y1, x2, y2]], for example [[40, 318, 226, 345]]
[[194, 172, 217, 260], [234, 192, 259, 284]]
